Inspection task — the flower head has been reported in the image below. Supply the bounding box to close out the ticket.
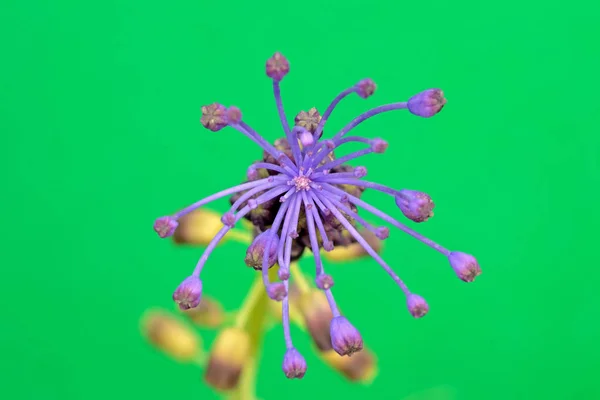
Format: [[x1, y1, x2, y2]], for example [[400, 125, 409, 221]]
[[330, 316, 364, 356], [172, 276, 203, 310], [154, 53, 480, 380]]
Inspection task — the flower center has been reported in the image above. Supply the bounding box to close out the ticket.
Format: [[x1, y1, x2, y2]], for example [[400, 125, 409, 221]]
[[293, 175, 312, 191]]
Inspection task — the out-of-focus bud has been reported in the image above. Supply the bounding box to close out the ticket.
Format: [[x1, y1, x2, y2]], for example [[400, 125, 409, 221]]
[[173, 276, 203, 310], [324, 229, 383, 262], [322, 347, 378, 383], [244, 230, 279, 270], [153, 216, 178, 238], [448, 252, 481, 282], [173, 209, 226, 246], [266, 52, 290, 81], [297, 290, 334, 351], [201, 103, 228, 131], [406, 293, 429, 318], [395, 189, 435, 223], [204, 327, 251, 391], [407, 89, 446, 118], [295, 107, 321, 133], [355, 78, 377, 99], [282, 347, 307, 379], [181, 296, 225, 328], [141, 310, 201, 362], [330, 316, 364, 356]]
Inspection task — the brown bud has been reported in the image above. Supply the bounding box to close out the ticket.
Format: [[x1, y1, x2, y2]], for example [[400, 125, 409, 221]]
[[181, 296, 225, 328], [173, 208, 226, 246], [141, 310, 201, 362], [298, 290, 334, 351], [204, 327, 251, 391], [294, 107, 322, 133], [321, 347, 378, 383]]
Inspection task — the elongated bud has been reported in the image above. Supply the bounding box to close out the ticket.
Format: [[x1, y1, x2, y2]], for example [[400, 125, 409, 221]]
[[282, 348, 307, 379], [141, 310, 201, 362], [322, 348, 378, 383], [201, 103, 228, 131], [244, 230, 278, 270], [355, 78, 377, 99], [395, 189, 435, 223], [173, 276, 203, 310], [154, 216, 178, 238], [330, 316, 364, 356], [204, 327, 251, 391], [406, 293, 429, 318], [173, 209, 226, 246], [298, 290, 334, 351], [182, 296, 225, 328], [295, 107, 321, 133], [407, 89, 446, 118], [266, 52, 289, 81], [448, 252, 481, 282]]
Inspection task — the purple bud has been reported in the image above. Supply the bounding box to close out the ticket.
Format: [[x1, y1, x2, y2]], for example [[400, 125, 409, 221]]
[[247, 199, 258, 210], [370, 138, 388, 154], [375, 226, 389, 240], [395, 189, 435, 223], [330, 316, 364, 356], [323, 240, 334, 252], [355, 78, 377, 99], [200, 103, 228, 132], [278, 266, 290, 280], [282, 348, 307, 379], [448, 252, 481, 282], [173, 276, 203, 310], [407, 89, 446, 118], [154, 216, 178, 238], [247, 166, 258, 180], [225, 106, 242, 125], [315, 274, 334, 290], [406, 293, 429, 318], [244, 230, 278, 270], [267, 282, 287, 301], [266, 52, 290, 81], [354, 166, 367, 178], [299, 130, 314, 147], [221, 212, 236, 227], [325, 140, 335, 149]]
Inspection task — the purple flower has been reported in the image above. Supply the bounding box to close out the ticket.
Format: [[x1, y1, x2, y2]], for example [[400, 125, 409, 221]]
[[282, 348, 307, 379], [154, 53, 480, 379], [172, 276, 203, 310], [330, 316, 364, 356]]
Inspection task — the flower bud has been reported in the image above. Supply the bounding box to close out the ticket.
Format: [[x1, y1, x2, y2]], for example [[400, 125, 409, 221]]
[[267, 282, 287, 301], [315, 274, 334, 290], [448, 252, 481, 282], [282, 348, 307, 379], [173, 276, 203, 310], [266, 52, 289, 81], [244, 230, 278, 270], [330, 316, 364, 356], [298, 129, 314, 147], [173, 209, 225, 246], [294, 107, 321, 133], [221, 212, 236, 227], [322, 347, 377, 383], [141, 310, 201, 362], [370, 138, 388, 154], [204, 327, 251, 391], [298, 290, 334, 351], [395, 189, 435, 223], [375, 226, 389, 240], [354, 166, 367, 178], [153, 216, 178, 238], [201, 103, 228, 131], [355, 78, 377, 99], [182, 296, 225, 328], [406, 293, 429, 318], [407, 89, 446, 118]]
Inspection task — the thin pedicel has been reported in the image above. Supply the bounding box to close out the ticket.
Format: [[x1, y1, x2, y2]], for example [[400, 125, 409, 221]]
[[154, 52, 481, 379]]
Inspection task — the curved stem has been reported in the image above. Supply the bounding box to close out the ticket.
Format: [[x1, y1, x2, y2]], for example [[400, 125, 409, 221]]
[[332, 102, 408, 142], [272, 80, 302, 165]]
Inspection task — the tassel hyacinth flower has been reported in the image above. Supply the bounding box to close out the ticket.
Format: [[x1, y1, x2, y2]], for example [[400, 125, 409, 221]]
[[153, 52, 481, 379]]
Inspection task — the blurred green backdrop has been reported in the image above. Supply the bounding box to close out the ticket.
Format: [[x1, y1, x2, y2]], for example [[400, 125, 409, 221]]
[[1, 0, 599, 399]]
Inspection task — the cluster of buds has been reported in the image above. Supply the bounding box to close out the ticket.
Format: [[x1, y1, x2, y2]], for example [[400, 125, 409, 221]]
[[153, 52, 480, 381]]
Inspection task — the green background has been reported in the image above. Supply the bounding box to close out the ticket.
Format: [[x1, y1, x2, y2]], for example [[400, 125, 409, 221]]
[[1, 0, 598, 399]]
